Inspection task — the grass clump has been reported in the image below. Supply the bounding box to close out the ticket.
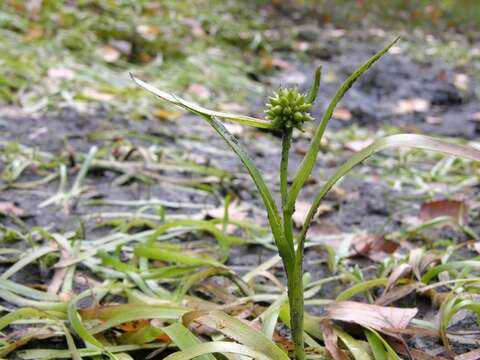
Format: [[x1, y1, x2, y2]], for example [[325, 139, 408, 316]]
[[0, 0, 277, 116]]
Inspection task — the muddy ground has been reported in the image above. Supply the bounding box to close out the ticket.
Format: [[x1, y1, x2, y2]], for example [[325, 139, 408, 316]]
[[1, 29, 480, 358]]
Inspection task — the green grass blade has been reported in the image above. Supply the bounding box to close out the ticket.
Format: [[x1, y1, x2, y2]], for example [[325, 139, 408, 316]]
[[182, 310, 290, 360], [202, 115, 294, 266], [287, 38, 399, 213], [0, 289, 66, 311], [118, 325, 164, 345], [1, 245, 56, 279], [364, 327, 401, 360], [163, 341, 272, 360], [134, 244, 223, 267], [67, 292, 106, 350], [17, 344, 164, 359], [87, 305, 188, 334], [0, 308, 48, 331], [0, 278, 59, 301], [365, 328, 388, 360], [148, 219, 247, 250], [132, 75, 276, 129], [336, 278, 388, 301], [334, 327, 371, 360], [422, 260, 480, 283], [162, 323, 216, 360], [306, 66, 321, 104], [299, 134, 480, 251]]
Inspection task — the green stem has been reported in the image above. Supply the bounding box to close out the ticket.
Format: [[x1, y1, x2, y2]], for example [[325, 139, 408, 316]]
[[280, 127, 304, 360], [286, 38, 399, 214], [280, 128, 295, 251], [306, 66, 321, 104], [287, 268, 305, 360], [280, 128, 293, 209]]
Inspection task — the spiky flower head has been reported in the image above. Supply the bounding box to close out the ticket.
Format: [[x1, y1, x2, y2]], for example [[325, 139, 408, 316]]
[[265, 88, 313, 130]]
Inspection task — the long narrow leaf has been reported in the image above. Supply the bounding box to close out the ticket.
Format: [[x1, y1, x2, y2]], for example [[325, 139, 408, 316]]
[[134, 244, 223, 267], [336, 278, 388, 301], [202, 116, 294, 265], [131, 75, 276, 129], [287, 38, 399, 212], [163, 341, 272, 360], [182, 310, 290, 360], [334, 327, 371, 360], [422, 260, 480, 283], [81, 304, 189, 334], [133, 74, 292, 264], [162, 323, 216, 360], [300, 134, 480, 245], [364, 328, 401, 360]]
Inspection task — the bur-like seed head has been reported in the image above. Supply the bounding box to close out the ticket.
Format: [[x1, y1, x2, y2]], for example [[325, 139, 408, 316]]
[[265, 89, 313, 130]]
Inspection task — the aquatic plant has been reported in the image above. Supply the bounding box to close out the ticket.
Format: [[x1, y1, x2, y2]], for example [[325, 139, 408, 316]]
[[133, 37, 480, 359]]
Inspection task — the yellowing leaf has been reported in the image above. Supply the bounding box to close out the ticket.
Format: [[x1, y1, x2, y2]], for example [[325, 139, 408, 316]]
[[153, 109, 182, 121]]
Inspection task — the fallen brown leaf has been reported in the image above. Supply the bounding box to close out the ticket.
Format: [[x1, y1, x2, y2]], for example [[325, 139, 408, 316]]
[[375, 283, 422, 306], [308, 223, 341, 236], [261, 56, 291, 71], [419, 199, 468, 224], [425, 116, 443, 125], [187, 84, 210, 100], [390, 339, 448, 360], [0, 201, 25, 217], [455, 349, 480, 360], [97, 45, 120, 63], [143, 2, 161, 14], [202, 200, 248, 233], [320, 320, 350, 360], [292, 201, 334, 228], [326, 301, 417, 338], [454, 73, 469, 91], [24, 24, 44, 41], [393, 97, 430, 114], [470, 112, 480, 122], [351, 234, 400, 260], [344, 139, 373, 152], [224, 123, 243, 136], [409, 248, 440, 281], [332, 106, 352, 121], [137, 24, 161, 41], [472, 242, 480, 255], [384, 263, 412, 293]]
